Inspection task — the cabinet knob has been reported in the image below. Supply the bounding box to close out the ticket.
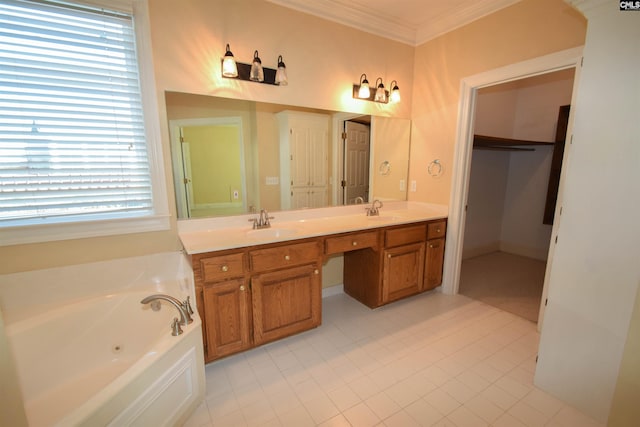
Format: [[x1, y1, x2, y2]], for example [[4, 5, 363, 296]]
[[352, 241, 358, 246], [221, 265, 229, 272], [429, 244, 434, 248], [284, 255, 290, 261], [388, 254, 392, 258], [240, 285, 246, 291], [314, 269, 319, 275], [437, 228, 441, 233]]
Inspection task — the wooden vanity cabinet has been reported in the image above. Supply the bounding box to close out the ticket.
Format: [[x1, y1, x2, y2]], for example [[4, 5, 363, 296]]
[[193, 250, 250, 361], [249, 240, 322, 346], [191, 238, 323, 362], [382, 224, 426, 304], [424, 221, 446, 291]]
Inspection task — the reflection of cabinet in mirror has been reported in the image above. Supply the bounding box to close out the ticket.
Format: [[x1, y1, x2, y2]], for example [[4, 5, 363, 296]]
[[277, 111, 329, 210]]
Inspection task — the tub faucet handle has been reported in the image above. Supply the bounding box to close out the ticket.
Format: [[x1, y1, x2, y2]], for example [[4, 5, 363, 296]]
[[182, 296, 194, 316], [171, 317, 183, 336]]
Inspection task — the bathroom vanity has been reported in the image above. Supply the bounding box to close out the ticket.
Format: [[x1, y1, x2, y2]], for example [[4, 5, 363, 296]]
[[178, 202, 447, 362]]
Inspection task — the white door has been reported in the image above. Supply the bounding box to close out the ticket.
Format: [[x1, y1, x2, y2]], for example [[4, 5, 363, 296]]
[[344, 121, 370, 204]]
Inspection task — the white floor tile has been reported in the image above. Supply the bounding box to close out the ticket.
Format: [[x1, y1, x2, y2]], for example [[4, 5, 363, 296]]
[[180, 293, 603, 427]]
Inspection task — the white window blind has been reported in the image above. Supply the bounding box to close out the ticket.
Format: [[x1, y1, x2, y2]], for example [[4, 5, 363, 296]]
[[0, 0, 155, 228]]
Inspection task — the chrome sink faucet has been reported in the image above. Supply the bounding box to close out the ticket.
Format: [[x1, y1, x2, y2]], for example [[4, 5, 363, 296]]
[[249, 208, 274, 229], [366, 199, 383, 216], [141, 294, 193, 335]]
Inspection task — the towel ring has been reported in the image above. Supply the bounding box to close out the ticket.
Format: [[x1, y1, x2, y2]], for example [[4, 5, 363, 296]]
[[428, 159, 443, 177]]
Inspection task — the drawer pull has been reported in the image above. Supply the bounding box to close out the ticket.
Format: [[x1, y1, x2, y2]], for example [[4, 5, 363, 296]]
[[221, 265, 229, 272], [352, 241, 358, 246], [429, 244, 434, 248], [284, 255, 290, 261], [239, 285, 246, 291], [314, 269, 319, 275], [388, 254, 391, 258], [437, 228, 441, 233]]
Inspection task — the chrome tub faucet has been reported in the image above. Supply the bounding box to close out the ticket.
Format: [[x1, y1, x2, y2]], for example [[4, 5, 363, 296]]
[[141, 294, 193, 336]]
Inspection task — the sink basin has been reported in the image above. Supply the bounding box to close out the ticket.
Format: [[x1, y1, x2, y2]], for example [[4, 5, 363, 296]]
[[245, 228, 298, 239]]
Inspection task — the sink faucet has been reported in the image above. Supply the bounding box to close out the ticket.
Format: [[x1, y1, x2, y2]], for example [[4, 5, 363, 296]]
[[366, 199, 383, 216], [249, 208, 274, 229], [141, 294, 193, 328], [354, 196, 364, 204]]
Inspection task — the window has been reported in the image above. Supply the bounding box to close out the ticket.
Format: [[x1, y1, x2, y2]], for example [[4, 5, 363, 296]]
[[0, 0, 168, 245]]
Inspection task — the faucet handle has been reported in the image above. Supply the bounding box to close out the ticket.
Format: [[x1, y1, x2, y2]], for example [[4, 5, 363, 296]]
[[171, 318, 183, 336], [182, 296, 194, 315], [248, 218, 258, 229]]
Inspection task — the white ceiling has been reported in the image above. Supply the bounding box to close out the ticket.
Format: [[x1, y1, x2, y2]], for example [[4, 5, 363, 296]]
[[266, 0, 522, 46]]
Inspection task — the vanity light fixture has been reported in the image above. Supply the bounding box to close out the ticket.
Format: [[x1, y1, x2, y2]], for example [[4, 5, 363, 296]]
[[222, 44, 238, 78], [275, 55, 288, 86], [374, 77, 387, 103], [389, 80, 401, 103], [356, 74, 370, 99], [353, 74, 398, 104], [250, 50, 264, 82], [221, 43, 286, 86]]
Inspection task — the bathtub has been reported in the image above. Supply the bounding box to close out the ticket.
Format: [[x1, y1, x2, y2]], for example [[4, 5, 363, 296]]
[[0, 252, 205, 427]]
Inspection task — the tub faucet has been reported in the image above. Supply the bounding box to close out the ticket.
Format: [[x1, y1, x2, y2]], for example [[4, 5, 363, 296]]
[[141, 294, 193, 327], [366, 199, 383, 216]]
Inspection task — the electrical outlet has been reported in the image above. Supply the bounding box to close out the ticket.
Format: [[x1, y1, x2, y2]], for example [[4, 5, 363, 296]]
[[233, 190, 239, 199], [410, 180, 417, 192]]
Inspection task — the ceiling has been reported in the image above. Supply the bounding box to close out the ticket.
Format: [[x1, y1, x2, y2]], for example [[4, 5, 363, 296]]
[[266, 0, 522, 46]]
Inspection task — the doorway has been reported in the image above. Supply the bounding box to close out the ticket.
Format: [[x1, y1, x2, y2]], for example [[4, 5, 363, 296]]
[[343, 119, 371, 204], [442, 46, 583, 329], [169, 117, 247, 218], [458, 70, 575, 323]]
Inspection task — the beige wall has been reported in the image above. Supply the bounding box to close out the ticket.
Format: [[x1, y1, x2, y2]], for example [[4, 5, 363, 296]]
[[408, 0, 586, 205]]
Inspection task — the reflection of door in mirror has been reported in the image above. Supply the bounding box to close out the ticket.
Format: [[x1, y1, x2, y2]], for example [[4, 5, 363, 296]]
[[344, 120, 370, 204], [169, 118, 246, 218]]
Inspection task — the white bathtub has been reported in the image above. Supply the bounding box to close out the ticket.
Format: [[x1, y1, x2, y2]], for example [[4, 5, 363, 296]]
[[0, 253, 205, 427]]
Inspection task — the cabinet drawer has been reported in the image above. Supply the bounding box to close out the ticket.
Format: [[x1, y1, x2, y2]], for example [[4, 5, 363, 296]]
[[325, 231, 379, 255], [250, 241, 320, 272], [201, 253, 245, 283], [385, 224, 427, 247], [427, 221, 446, 239]]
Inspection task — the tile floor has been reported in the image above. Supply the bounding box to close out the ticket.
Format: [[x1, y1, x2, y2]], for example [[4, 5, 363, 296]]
[[183, 291, 603, 427]]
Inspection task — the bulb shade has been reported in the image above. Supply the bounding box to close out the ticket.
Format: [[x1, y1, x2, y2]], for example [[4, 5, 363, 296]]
[[276, 55, 288, 85], [358, 74, 370, 98], [374, 78, 387, 103], [222, 44, 238, 77], [250, 51, 264, 82], [390, 87, 400, 103]]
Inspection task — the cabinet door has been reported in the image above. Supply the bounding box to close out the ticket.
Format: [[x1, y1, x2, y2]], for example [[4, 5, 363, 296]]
[[308, 127, 328, 187], [424, 238, 445, 291], [251, 264, 321, 345], [203, 278, 251, 361], [290, 126, 310, 186], [382, 242, 425, 303]]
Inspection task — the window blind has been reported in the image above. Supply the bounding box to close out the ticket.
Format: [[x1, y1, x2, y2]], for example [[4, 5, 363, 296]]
[[0, 0, 153, 227]]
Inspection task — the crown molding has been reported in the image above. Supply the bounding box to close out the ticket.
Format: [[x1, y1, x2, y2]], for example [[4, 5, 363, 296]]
[[564, 0, 609, 16], [415, 0, 521, 45], [267, 0, 522, 46], [266, 0, 418, 46]]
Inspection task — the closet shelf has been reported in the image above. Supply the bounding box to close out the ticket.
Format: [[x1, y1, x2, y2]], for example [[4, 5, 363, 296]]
[[473, 134, 554, 151]]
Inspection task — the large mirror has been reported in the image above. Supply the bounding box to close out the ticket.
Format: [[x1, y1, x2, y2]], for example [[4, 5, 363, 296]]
[[165, 92, 411, 219]]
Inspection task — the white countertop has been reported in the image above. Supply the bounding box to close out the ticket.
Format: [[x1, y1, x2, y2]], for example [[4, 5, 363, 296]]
[[178, 201, 448, 254]]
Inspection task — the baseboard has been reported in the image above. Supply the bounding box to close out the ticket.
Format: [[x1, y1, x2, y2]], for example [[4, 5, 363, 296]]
[[322, 284, 344, 298], [462, 242, 500, 260]]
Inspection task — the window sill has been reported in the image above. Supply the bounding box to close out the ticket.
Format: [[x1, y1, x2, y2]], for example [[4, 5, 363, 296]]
[[0, 214, 171, 246]]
